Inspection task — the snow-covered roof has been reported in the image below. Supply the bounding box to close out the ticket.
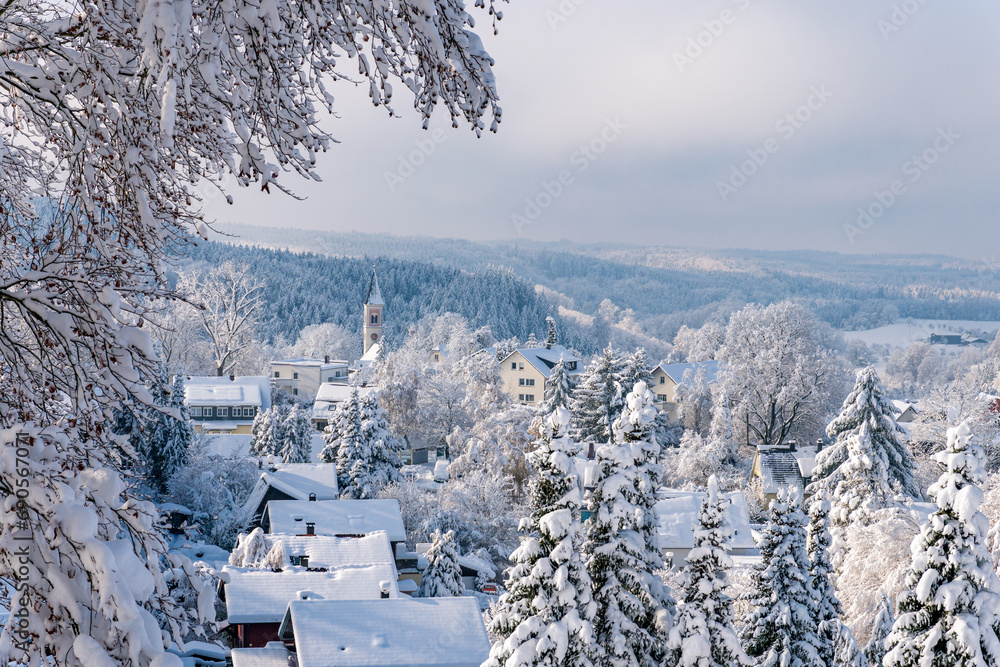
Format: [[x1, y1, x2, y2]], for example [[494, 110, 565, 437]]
[[264, 499, 407, 543], [502, 345, 583, 379], [360, 343, 381, 364], [232, 643, 293, 667], [278, 597, 490, 667], [414, 545, 495, 578], [222, 564, 400, 624], [266, 531, 395, 570], [796, 456, 818, 478], [242, 464, 339, 516], [314, 383, 377, 413], [184, 376, 271, 411], [656, 491, 756, 552], [171, 541, 232, 569], [573, 457, 599, 490], [273, 358, 349, 369], [364, 271, 385, 306], [756, 449, 807, 494], [653, 361, 720, 385]]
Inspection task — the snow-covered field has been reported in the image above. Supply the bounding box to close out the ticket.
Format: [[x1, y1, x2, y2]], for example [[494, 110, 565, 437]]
[[843, 319, 1000, 347]]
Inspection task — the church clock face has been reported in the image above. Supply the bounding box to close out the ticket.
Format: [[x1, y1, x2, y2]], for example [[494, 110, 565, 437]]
[[371, 333, 379, 341]]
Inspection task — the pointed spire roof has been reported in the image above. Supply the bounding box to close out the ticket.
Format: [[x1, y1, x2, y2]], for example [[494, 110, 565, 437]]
[[364, 268, 384, 306]]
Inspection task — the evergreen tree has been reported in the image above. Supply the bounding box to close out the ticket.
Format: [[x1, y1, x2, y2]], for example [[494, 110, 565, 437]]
[[418, 529, 465, 598], [884, 422, 1000, 667], [250, 405, 285, 458], [280, 403, 314, 463], [546, 316, 559, 346], [863, 595, 893, 667], [618, 347, 654, 397], [320, 386, 360, 464], [740, 488, 823, 667], [570, 344, 625, 446], [805, 495, 842, 666], [357, 392, 405, 487], [541, 356, 574, 414], [229, 527, 274, 567], [667, 475, 748, 667], [585, 381, 673, 667], [331, 390, 402, 498], [486, 408, 595, 667], [707, 390, 738, 466], [809, 366, 918, 500], [526, 332, 542, 348], [156, 373, 195, 488]]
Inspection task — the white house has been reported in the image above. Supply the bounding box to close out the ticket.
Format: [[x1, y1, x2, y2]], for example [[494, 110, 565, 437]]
[[311, 382, 377, 430], [184, 375, 271, 435], [271, 357, 350, 400], [498, 344, 583, 407], [242, 463, 339, 523], [271, 597, 491, 667], [656, 490, 757, 566], [650, 360, 720, 421]]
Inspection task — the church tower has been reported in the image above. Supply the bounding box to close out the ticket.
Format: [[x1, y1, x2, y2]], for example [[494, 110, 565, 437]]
[[363, 269, 384, 355]]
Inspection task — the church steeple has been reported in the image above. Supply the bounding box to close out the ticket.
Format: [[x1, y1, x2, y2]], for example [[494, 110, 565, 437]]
[[363, 268, 384, 355]]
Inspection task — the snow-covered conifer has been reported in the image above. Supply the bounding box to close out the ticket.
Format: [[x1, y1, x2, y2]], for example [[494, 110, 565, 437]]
[[229, 527, 274, 568], [571, 344, 625, 446], [332, 391, 404, 498], [418, 530, 465, 598], [809, 366, 917, 500], [486, 408, 595, 667], [618, 348, 654, 398], [806, 495, 842, 665], [740, 488, 824, 667], [585, 381, 673, 667], [546, 316, 559, 346], [358, 392, 405, 487], [250, 406, 286, 458], [280, 404, 314, 463], [541, 356, 574, 414], [863, 595, 893, 667], [526, 332, 542, 348], [883, 422, 1000, 667], [667, 475, 748, 667], [708, 390, 738, 466]]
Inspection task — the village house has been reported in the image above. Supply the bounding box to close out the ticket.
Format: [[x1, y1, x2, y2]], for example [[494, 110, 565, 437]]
[[228, 597, 491, 667], [750, 440, 821, 504], [311, 382, 377, 430], [271, 357, 350, 399], [656, 490, 757, 566], [221, 564, 399, 648], [498, 344, 583, 406], [650, 360, 720, 421], [242, 463, 340, 524], [183, 375, 271, 435]]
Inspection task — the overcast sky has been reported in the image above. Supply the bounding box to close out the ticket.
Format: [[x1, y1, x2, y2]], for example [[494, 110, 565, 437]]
[[203, 1, 1000, 259]]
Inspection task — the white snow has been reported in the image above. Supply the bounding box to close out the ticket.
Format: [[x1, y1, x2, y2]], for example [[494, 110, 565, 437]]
[[242, 463, 340, 516], [265, 531, 395, 570], [264, 499, 407, 542], [183, 376, 270, 409], [657, 490, 756, 553], [842, 319, 1000, 348]]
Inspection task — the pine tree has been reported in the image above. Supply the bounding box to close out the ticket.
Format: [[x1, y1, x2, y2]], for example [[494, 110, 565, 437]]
[[357, 392, 404, 487], [570, 344, 624, 446], [280, 404, 313, 463], [809, 366, 918, 500], [250, 405, 285, 458], [526, 332, 542, 348], [486, 407, 595, 667], [805, 495, 842, 666], [541, 356, 574, 414], [667, 475, 748, 667], [740, 488, 824, 667], [884, 422, 1000, 667], [707, 390, 737, 466], [546, 316, 559, 346], [418, 529, 465, 598], [618, 348, 654, 398], [585, 381, 673, 667], [863, 595, 893, 667]]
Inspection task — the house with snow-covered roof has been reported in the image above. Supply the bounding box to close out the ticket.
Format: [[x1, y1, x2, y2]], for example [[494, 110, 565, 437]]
[[498, 344, 582, 407], [221, 564, 399, 648], [261, 499, 407, 549], [311, 382, 377, 431], [242, 463, 339, 524], [265, 531, 396, 572], [271, 357, 350, 401], [270, 597, 491, 667], [750, 440, 821, 503], [184, 375, 271, 435], [650, 360, 720, 421], [656, 490, 756, 566], [890, 400, 919, 423]]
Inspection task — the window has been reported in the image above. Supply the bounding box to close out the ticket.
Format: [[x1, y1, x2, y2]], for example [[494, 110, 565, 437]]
[[204, 407, 213, 417], [293, 372, 299, 380], [525, 378, 535, 386], [567, 361, 577, 370], [525, 394, 535, 402], [370, 313, 379, 325], [274, 371, 280, 378], [659, 376, 665, 384], [518, 363, 524, 370], [433, 354, 440, 361], [218, 407, 228, 417], [293, 388, 298, 396], [511, 362, 517, 370], [518, 378, 525, 386], [191, 407, 202, 417], [518, 394, 525, 401], [657, 394, 668, 402]]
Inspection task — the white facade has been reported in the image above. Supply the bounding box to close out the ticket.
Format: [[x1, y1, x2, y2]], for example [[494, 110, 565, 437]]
[[184, 375, 271, 435], [498, 344, 582, 406], [271, 358, 349, 399]]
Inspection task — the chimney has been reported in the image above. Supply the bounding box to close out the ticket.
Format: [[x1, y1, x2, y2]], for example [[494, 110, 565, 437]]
[[379, 581, 391, 599], [258, 459, 263, 470], [299, 555, 309, 568], [308, 492, 317, 501], [325, 355, 330, 364], [229, 374, 235, 381], [306, 522, 315, 536]]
